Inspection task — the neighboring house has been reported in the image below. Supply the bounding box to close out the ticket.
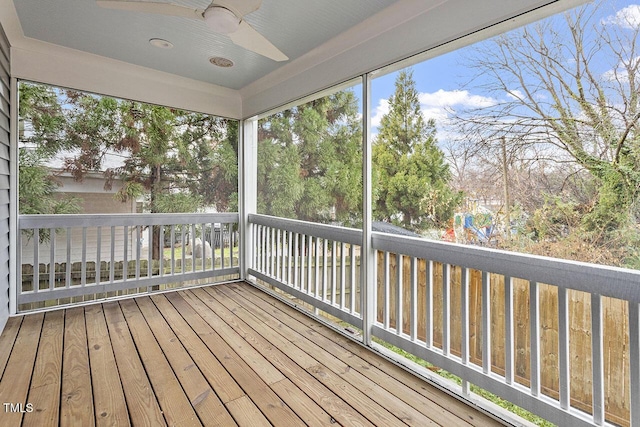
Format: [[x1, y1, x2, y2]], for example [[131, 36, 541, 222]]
[[53, 171, 137, 215], [20, 169, 140, 267]]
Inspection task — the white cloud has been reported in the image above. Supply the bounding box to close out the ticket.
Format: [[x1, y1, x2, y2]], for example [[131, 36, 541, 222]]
[[370, 88, 501, 147], [420, 107, 449, 122], [602, 56, 640, 83], [603, 68, 625, 82], [602, 5, 640, 29], [371, 89, 497, 134], [418, 89, 496, 109], [371, 98, 389, 128], [506, 89, 524, 100], [418, 89, 497, 124]]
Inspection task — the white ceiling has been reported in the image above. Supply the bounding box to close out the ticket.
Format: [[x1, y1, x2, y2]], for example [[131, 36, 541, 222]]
[[1, 0, 589, 119]]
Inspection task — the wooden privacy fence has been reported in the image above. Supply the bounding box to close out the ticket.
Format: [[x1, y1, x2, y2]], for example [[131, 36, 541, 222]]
[[376, 252, 630, 426]]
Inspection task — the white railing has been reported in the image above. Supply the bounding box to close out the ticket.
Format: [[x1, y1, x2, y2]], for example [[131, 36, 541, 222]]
[[248, 214, 640, 427], [248, 214, 363, 327], [372, 233, 640, 427], [18, 212, 239, 310]]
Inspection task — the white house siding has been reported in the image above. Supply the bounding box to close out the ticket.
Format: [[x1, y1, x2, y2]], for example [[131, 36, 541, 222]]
[[20, 193, 137, 268], [0, 24, 9, 330]]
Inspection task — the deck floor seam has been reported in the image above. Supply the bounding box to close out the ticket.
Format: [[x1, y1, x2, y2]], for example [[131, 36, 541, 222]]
[[234, 283, 500, 427], [193, 286, 406, 426], [0, 282, 503, 427]]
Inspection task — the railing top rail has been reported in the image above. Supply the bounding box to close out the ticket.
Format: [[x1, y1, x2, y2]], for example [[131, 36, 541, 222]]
[[373, 231, 640, 302], [19, 212, 239, 229], [248, 214, 362, 245]]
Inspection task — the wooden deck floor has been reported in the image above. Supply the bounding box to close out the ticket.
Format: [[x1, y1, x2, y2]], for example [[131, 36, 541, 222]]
[[0, 282, 503, 426]]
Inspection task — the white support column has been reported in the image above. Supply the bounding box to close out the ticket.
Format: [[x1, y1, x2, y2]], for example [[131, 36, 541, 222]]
[[240, 117, 258, 281], [9, 77, 17, 316], [361, 74, 375, 345]]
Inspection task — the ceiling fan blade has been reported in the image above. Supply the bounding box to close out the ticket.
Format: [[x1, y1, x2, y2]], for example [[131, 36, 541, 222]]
[[96, 1, 204, 20], [214, 0, 261, 19], [229, 20, 287, 61]]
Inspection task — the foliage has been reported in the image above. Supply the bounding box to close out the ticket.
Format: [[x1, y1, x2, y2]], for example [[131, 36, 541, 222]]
[[456, 0, 640, 237], [18, 83, 69, 157], [18, 150, 81, 216], [18, 150, 81, 242], [257, 90, 362, 226], [19, 82, 238, 214], [527, 195, 581, 241], [152, 192, 202, 214], [504, 193, 640, 268], [373, 70, 462, 232]]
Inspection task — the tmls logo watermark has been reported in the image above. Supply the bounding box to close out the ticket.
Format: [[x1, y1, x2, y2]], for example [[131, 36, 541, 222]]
[[3, 403, 34, 413]]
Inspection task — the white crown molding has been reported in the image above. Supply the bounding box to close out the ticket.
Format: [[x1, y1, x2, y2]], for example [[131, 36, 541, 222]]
[[239, 0, 446, 102], [1, 0, 242, 119], [0, 0, 23, 43]]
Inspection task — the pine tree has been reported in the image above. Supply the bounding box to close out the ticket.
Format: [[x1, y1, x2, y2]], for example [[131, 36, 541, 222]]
[[257, 90, 362, 226], [373, 69, 461, 232]]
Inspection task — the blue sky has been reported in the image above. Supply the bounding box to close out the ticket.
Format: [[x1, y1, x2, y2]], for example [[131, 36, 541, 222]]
[[367, 0, 640, 141]]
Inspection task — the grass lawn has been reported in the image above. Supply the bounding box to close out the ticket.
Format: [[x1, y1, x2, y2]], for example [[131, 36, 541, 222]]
[[163, 246, 239, 259]]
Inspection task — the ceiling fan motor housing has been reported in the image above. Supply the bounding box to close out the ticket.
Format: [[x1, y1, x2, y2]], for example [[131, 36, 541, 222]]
[[204, 6, 240, 34]]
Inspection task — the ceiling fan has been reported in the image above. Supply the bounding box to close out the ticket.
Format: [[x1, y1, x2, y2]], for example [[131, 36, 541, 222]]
[[96, 0, 288, 61]]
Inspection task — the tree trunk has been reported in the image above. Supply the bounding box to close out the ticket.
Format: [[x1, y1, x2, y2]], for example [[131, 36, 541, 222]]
[[150, 164, 162, 260], [501, 137, 511, 240]]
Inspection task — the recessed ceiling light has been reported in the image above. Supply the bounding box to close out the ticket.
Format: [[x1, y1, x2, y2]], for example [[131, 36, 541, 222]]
[[149, 38, 173, 49], [209, 56, 234, 68]]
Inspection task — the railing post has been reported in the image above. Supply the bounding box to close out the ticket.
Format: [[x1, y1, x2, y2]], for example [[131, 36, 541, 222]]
[[591, 293, 604, 426], [240, 117, 258, 281], [361, 73, 375, 345], [630, 302, 640, 427]]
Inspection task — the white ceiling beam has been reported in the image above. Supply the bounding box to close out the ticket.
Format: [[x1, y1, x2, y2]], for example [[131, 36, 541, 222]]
[[11, 41, 242, 119], [240, 0, 588, 118]]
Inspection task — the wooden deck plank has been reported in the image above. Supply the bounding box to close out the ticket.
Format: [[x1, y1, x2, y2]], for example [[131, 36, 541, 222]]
[[134, 297, 238, 427], [226, 396, 272, 427], [60, 307, 95, 427], [0, 316, 23, 381], [170, 292, 286, 386], [209, 284, 442, 427], [23, 310, 64, 427], [180, 289, 340, 427], [270, 378, 342, 426], [175, 291, 287, 385], [328, 330, 502, 427], [84, 304, 130, 427], [147, 294, 245, 404], [0, 313, 43, 427], [162, 291, 307, 427], [236, 283, 502, 427], [184, 287, 375, 427], [188, 288, 318, 370], [0, 283, 507, 427], [102, 302, 166, 427], [197, 286, 408, 427], [119, 298, 202, 427], [186, 290, 373, 426], [188, 287, 403, 427], [233, 284, 492, 427]]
